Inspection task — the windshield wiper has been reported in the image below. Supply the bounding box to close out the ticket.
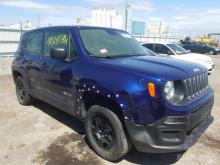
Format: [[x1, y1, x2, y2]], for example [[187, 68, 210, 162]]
[[89, 55, 116, 59]]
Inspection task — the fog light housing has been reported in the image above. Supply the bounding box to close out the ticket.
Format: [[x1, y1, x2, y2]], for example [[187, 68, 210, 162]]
[[161, 131, 182, 142]]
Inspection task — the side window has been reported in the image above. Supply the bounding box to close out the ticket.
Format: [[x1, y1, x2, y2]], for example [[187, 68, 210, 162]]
[[70, 40, 77, 58], [143, 44, 153, 51], [45, 30, 70, 57], [155, 44, 170, 54], [27, 32, 43, 55]]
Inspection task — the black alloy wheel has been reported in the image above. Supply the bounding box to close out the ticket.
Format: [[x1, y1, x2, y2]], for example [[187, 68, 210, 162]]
[[91, 116, 115, 150]]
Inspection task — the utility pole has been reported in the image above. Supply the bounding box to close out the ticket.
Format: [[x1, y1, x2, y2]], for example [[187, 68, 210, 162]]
[[125, 1, 130, 32], [189, 31, 192, 37], [37, 15, 40, 28], [165, 26, 169, 42], [20, 21, 22, 34]]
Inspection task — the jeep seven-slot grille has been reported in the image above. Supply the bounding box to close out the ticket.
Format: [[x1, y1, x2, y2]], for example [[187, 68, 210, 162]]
[[184, 73, 209, 100]]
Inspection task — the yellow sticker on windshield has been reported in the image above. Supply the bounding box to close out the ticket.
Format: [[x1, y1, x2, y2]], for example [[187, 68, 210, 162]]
[[47, 35, 68, 47], [176, 50, 182, 54]]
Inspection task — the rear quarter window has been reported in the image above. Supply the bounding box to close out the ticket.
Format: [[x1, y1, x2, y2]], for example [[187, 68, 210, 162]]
[[27, 32, 44, 55]]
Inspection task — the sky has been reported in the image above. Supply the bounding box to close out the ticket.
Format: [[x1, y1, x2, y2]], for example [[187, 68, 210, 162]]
[[0, 0, 220, 37]]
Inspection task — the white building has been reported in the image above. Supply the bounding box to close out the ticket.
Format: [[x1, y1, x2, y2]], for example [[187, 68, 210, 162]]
[[76, 18, 90, 26], [91, 2, 132, 33], [92, 7, 123, 30]]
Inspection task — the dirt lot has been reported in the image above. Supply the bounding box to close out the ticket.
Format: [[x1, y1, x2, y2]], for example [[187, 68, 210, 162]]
[[0, 55, 220, 165]]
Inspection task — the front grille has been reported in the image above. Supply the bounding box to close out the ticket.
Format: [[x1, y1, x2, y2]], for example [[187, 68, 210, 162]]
[[183, 72, 209, 101]]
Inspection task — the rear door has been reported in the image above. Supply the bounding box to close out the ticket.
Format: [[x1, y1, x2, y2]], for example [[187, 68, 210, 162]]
[[201, 43, 209, 53], [23, 31, 44, 91]]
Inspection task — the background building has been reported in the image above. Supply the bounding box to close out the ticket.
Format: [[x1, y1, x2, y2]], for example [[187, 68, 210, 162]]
[[91, 2, 132, 33], [148, 23, 165, 34], [131, 21, 145, 35], [114, 2, 132, 33], [76, 18, 89, 26], [92, 7, 123, 30]]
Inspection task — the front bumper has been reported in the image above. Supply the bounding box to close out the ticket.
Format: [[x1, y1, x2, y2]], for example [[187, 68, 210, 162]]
[[208, 64, 215, 74], [125, 95, 214, 153]]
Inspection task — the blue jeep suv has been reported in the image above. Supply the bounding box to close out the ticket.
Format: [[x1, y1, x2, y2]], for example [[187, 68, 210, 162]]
[[12, 26, 214, 161]]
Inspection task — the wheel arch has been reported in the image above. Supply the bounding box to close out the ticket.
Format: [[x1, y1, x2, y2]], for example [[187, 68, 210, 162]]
[[76, 84, 133, 122]]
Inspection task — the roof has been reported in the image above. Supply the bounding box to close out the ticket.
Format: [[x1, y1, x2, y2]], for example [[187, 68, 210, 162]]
[[24, 26, 126, 33], [141, 42, 175, 45]]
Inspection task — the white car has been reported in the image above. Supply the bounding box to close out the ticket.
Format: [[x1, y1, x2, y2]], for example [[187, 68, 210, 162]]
[[142, 43, 214, 74]]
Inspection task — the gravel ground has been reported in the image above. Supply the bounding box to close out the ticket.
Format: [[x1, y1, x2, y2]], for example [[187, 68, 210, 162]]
[[0, 55, 219, 165], [0, 57, 13, 75]]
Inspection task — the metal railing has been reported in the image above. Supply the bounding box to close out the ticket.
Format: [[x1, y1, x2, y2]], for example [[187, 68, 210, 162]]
[[0, 28, 29, 57], [0, 28, 184, 57], [133, 35, 184, 44]]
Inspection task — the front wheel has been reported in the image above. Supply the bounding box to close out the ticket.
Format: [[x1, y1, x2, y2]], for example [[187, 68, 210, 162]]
[[187, 49, 192, 53], [209, 50, 215, 55], [85, 104, 131, 161]]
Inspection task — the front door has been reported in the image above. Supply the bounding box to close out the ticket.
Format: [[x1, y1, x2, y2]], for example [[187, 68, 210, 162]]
[[40, 30, 78, 107]]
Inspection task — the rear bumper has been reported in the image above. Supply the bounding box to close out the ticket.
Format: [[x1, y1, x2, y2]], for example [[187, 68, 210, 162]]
[[125, 95, 214, 153]]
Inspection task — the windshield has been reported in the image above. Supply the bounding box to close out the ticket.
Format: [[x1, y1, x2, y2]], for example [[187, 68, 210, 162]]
[[202, 43, 212, 47], [167, 44, 189, 55], [78, 28, 147, 58]]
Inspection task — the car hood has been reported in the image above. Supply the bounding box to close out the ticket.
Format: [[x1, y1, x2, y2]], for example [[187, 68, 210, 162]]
[[97, 56, 207, 81], [171, 53, 213, 69], [172, 53, 212, 62]]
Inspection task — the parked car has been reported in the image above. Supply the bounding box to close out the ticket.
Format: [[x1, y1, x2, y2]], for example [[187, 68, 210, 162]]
[[142, 43, 214, 74], [182, 42, 220, 55], [12, 26, 214, 161]]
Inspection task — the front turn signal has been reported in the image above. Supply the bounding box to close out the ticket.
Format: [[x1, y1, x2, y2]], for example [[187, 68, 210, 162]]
[[148, 83, 155, 97]]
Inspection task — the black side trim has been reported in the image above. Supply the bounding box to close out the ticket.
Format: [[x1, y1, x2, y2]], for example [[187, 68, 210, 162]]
[[30, 89, 75, 116]]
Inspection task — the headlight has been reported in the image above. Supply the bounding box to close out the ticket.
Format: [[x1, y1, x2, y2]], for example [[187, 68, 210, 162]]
[[215, 49, 219, 51], [164, 81, 175, 100]]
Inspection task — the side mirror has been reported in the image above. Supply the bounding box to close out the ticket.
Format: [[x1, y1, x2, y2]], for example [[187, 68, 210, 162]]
[[50, 47, 67, 61]]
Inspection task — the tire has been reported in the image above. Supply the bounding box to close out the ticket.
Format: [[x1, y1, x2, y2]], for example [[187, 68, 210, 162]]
[[15, 76, 34, 105], [209, 50, 215, 55], [187, 49, 191, 53], [85, 104, 131, 161]]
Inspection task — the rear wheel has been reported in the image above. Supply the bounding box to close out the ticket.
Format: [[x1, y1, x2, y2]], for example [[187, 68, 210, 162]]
[[85, 104, 131, 161], [15, 76, 34, 105], [187, 49, 191, 53]]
